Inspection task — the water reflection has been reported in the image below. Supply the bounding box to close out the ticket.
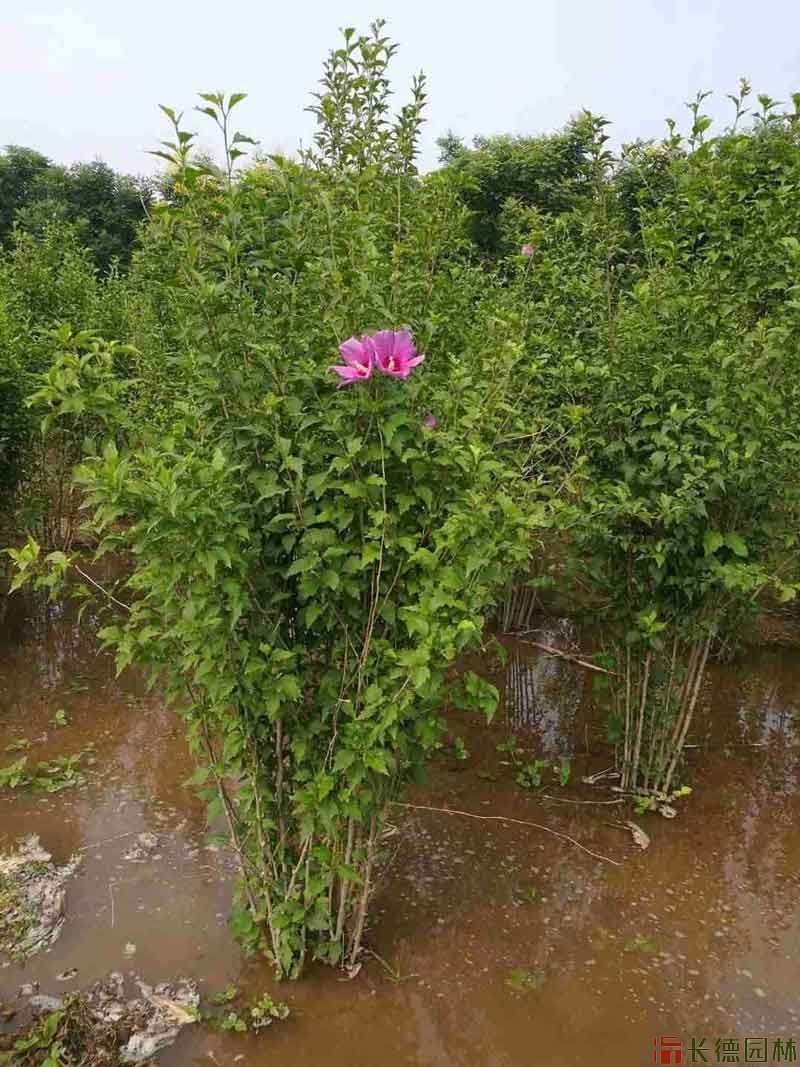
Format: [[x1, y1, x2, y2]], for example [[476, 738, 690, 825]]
[[1, 592, 799, 1066], [503, 619, 584, 751]]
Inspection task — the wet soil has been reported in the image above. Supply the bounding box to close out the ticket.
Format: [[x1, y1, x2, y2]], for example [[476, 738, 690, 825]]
[[1, 593, 799, 1066]]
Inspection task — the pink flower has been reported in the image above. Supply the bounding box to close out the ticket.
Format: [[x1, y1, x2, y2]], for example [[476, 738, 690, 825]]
[[329, 336, 374, 387], [422, 413, 438, 430], [370, 330, 425, 380], [521, 243, 534, 257]]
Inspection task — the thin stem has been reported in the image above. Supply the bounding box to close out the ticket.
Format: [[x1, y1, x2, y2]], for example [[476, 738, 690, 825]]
[[622, 646, 632, 789], [335, 817, 356, 943], [662, 635, 711, 795], [348, 816, 378, 966], [630, 651, 651, 790], [646, 633, 678, 791]]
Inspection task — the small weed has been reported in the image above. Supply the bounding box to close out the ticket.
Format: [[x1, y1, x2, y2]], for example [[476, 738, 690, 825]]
[[0, 758, 29, 789], [201, 989, 289, 1034], [452, 736, 469, 761], [556, 756, 571, 787], [633, 784, 692, 816], [505, 968, 544, 994], [623, 933, 657, 954], [0, 1007, 64, 1065], [515, 885, 540, 905], [210, 984, 239, 1005], [249, 993, 290, 1030], [515, 756, 572, 790], [219, 1011, 247, 1033], [497, 736, 521, 765], [0, 751, 91, 793], [5, 738, 31, 754], [515, 759, 549, 789], [366, 949, 417, 984], [52, 709, 69, 727]]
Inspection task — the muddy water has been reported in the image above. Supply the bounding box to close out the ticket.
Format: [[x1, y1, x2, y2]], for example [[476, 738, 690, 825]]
[[1, 592, 799, 1066]]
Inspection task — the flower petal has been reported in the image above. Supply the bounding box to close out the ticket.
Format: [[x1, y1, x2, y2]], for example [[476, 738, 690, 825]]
[[339, 336, 369, 367], [392, 330, 416, 361], [371, 330, 396, 368], [329, 364, 362, 386]]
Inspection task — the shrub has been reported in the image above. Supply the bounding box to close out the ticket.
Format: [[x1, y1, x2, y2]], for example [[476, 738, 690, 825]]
[[504, 85, 800, 796], [24, 24, 532, 976], [0, 223, 111, 545]]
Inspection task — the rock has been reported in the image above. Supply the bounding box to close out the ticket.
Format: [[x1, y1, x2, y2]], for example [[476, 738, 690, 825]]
[[9, 971, 198, 1065], [29, 995, 64, 1013], [122, 833, 159, 863], [121, 1031, 179, 1063], [0, 836, 81, 961], [119, 978, 198, 1064], [624, 820, 651, 850]]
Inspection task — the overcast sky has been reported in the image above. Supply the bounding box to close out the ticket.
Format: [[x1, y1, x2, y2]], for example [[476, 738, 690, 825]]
[[2, 0, 799, 175]]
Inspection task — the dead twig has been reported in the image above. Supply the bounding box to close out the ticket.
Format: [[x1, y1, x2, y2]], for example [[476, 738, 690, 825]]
[[73, 564, 131, 613], [77, 830, 140, 852], [365, 948, 418, 983], [517, 637, 617, 675], [392, 802, 621, 867], [581, 766, 620, 785]]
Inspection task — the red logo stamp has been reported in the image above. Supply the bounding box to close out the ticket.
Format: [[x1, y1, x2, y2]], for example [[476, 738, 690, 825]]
[[654, 1037, 684, 1065]]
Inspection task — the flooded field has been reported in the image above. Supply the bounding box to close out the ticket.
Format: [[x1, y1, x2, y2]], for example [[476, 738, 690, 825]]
[[1, 592, 799, 1065]]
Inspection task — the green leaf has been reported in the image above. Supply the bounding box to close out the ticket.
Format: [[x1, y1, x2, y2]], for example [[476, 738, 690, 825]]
[[286, 556, 316, 577], [703, 530, 724, 555], [333, 749, 355, 772], [725, 532, 748, 558]]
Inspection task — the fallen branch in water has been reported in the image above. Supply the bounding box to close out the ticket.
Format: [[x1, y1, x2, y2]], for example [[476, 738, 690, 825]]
[[77, 830, 140, 851], [581, 766, 620, 785], [517, 637, 617, 675], [73, 564, 131, 613], [391, 801, 621, 866]]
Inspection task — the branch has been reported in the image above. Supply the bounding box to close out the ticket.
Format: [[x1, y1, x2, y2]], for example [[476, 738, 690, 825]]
[[73, 564, 131, 613], [392, 802, 621, 866], [516, 636, 617, 675]]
